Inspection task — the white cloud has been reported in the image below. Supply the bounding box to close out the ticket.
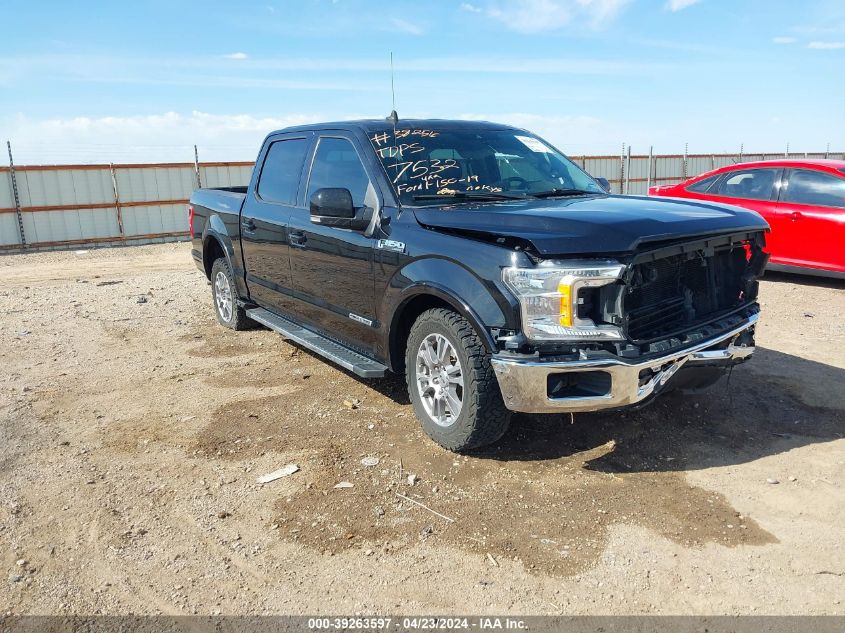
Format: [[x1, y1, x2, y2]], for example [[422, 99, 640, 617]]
[[388, 17, 425, 35], [460, 3, 483, 12], [581, 0, 632, 22], [808, 41, 845, 49], [0, 53, 376, 91], [772, 36, 796, 44], [665, 0, 701, 12], [485, 0, 630, 33], [0, 53, 666, 92], [0, 110, 620, 164], [224, 52, 249, 60], [0, 111, 323, 164], [793, 22, 845, 35], [236, 55, 663, 75]]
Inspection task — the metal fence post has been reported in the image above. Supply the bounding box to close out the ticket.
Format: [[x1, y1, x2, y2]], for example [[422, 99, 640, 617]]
[[6, 141, 26, 248], [194, 145, 202, 190], [825, 143, 830, 159], [619, 143, 625, 195], [682, 142, 688, 180], [739, 143, 743, 163], [785, 142, 789, 158], [646, 146, 653, 192], [624, 145, 632, 195], [109, 162, 125, 239]]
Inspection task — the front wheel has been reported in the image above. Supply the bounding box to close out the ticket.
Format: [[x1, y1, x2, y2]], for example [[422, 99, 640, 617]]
[[406, 308, 511, 452]]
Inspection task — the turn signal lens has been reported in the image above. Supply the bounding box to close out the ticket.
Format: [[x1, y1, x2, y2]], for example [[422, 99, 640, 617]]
[[558, 282, 572, 326]]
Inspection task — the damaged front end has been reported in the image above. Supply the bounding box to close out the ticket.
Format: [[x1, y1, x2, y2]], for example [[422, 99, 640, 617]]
[[490, 231, 768, 413]]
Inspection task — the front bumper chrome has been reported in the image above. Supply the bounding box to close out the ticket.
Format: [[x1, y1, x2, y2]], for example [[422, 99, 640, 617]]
[[491, 314, 757, 414]]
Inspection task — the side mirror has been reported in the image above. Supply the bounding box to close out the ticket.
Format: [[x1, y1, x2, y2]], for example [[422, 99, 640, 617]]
[[595, 177, 611, 193], [310, 188, 355, 219], [309, 187, 372, 231]]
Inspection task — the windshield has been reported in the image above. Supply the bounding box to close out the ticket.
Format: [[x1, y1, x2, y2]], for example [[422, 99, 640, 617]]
[[368, 126, 604, 206]]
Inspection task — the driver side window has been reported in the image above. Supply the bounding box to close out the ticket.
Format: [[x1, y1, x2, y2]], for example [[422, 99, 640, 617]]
[[307, 137, 372, 207]]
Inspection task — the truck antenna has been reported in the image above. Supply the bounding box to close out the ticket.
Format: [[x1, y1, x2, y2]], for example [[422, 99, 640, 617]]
[[387, 52, 398, 124]]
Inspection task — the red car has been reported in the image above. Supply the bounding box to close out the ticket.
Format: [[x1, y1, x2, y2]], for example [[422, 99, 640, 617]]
[[649, 159, 845, 278]]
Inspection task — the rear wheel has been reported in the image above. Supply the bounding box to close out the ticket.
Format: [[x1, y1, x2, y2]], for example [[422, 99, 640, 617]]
[[211, 257, 251, 330], [406, 308, 511, 452]]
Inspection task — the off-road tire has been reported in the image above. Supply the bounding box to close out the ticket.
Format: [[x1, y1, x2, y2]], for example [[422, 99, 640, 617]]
[[406, 308, 512, 452], [211, 257, 251, 331]]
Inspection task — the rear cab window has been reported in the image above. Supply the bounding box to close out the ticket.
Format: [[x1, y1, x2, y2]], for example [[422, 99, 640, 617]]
[[256, 138, 309, 205]]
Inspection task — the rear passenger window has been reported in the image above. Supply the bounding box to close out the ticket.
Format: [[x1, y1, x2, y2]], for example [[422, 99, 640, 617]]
[[686, 174, 719, 193], [307, 138, 373, 208], [257, 138, 308, 205], [783, 169, 845, 208], [711, 168, 778, 201]]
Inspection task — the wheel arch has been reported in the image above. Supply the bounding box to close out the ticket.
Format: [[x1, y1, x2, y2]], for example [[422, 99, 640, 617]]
[[201, 214, 237, 279], [202, 234, 226, 279], [387, 283, 497, 373]]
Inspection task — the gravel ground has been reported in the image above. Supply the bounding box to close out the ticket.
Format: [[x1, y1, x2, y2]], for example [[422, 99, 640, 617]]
[[1, 243, 843, 615]]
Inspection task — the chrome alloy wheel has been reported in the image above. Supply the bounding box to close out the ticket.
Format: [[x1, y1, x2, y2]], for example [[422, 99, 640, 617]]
[[415, 333, 464, 427], [214, 271, 233, 322]]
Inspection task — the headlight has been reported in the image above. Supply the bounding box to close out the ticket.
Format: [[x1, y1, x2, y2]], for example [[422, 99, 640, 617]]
[[503, 260, 625, 341]]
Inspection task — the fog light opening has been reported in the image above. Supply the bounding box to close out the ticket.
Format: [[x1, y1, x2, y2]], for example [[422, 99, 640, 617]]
[[547, 371, 612, 399]]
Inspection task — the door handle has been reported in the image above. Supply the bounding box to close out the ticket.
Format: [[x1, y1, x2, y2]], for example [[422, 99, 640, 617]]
[[289, 231, 307, 247], [790, 211, 803, 222], [241, 218, 256, 231]]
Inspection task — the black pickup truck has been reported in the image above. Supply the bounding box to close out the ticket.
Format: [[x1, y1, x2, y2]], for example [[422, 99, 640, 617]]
[[190, 119, 768, 451]]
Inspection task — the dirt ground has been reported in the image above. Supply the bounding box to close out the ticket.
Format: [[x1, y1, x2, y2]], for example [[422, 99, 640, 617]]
[[1, 243, 843, 615]]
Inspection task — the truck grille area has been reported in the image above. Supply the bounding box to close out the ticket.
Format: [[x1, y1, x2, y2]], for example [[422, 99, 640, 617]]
[[623, 243, 752, 343]]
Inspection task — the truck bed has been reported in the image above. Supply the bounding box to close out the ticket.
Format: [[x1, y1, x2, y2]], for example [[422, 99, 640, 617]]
[[189, 186, 249, 272], [191, 187, 247, 213]]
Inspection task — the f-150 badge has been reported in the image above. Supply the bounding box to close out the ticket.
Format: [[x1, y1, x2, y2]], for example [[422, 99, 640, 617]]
[[377, 239, 405, 253]]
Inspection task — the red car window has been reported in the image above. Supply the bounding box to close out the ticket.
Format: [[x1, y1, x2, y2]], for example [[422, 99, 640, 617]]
[[686, 174, 720, 193], [712, 169, 778, 201], [782, 169, 845, 208]]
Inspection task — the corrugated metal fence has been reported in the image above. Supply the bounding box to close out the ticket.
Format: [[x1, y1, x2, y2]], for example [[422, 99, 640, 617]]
[[0, 160, 253, 252], [2, 149, 842, 252], [577, 149, 841, 196]]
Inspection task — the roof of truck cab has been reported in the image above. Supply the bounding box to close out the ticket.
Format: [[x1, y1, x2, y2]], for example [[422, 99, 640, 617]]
[[272, 119, 522, 135]]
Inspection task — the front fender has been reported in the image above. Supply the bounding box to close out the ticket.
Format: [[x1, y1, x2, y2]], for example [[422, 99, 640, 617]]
[[383, 257, 519, 357]]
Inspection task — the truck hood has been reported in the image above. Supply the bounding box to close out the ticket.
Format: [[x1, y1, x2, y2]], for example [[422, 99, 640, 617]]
[[412, 194, 769, 256]]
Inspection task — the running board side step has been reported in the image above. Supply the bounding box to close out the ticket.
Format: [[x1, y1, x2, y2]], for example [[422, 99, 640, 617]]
[[246, 307, 387, 378]]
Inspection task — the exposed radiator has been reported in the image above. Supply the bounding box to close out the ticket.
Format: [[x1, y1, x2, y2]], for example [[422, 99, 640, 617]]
[[623, 245, 750, 343]]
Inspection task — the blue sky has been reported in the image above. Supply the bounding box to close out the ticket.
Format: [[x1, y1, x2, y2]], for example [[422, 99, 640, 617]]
[[1, 0, 844, 163]]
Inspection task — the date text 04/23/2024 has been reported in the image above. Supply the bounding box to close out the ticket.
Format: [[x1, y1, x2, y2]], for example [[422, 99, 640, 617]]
[[307, 616, 528, 630]]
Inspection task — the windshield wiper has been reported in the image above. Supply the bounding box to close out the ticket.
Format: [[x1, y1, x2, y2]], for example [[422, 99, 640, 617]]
[[413, 191, 528, 202], [531, 188, 597, 198]]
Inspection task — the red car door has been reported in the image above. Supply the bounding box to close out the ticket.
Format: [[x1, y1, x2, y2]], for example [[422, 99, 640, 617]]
[[773, 168, 845, 273]]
